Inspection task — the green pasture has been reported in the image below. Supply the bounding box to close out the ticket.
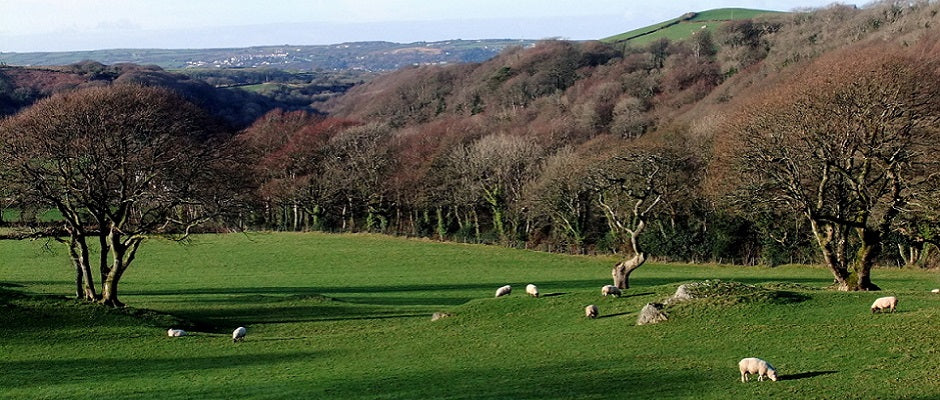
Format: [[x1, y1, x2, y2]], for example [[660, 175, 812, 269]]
[[603, 8, 781, 46], [1, 232, 938, 399]]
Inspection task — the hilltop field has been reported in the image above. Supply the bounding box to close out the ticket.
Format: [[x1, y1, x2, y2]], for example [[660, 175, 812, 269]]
[[1, 233, 938, 399]]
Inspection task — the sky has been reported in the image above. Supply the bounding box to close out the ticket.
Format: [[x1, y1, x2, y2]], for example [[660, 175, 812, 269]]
[[0, 1, 859, 52]]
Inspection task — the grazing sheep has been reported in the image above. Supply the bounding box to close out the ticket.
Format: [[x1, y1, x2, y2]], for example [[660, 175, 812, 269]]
[[232, 326, 247, 343], [585, 304, 598, 319], [525, 284, 539, 297], [738, 357, 778, 382], [167, 328, 187, 337], [870, 296, 898, 313], [931, 288, 939, 293], [601, 284, 622, 297], [431, 312, 452, 321], [495, 285, 512, 297]]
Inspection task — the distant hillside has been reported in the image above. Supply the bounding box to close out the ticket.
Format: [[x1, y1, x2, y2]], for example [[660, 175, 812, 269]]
[[0, 62, 326, 128], [602, 8, 782, 46], [0, 40, 535, 72]]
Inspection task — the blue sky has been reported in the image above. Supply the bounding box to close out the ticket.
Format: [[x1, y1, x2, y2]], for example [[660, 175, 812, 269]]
[[0, 1, 858, 52]]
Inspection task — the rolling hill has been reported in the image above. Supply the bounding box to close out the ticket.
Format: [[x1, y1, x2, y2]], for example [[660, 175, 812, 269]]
[[602, 8, 782, 46], [0, 40, 535, 72]]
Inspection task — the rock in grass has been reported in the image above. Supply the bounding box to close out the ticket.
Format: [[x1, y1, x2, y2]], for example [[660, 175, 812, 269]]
[[636, 303, 668, 325], [666, 284, 694, 305]]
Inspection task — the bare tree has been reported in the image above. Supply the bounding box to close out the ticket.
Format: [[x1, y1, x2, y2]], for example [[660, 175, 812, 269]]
[[449, 134, 543, 243], [0, 85, 244, 306], [524, 147, 594, 252], [322, 123, 393, 232], [592, 144, 694, 289], [723, 41, 940, 290]]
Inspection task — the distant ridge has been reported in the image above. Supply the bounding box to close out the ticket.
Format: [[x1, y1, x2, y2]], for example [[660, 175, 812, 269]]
[[0, 39, 535, 72], [602, 8, 781, 45]]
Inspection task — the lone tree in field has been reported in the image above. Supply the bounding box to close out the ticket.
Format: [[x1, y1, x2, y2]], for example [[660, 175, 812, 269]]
[[723, 41, 940, 291], [0, 85, 244, 306], [592, 142, 695, 289]]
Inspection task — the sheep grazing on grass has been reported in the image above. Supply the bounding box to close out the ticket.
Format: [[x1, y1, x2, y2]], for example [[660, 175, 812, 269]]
[[738, 357, 778, 382], [601, 285, 622, 297], [495, 285, 512, 297], [585, 304, 598, 319], [931, 288, 939, 293], [871, 296, 898, 313], [167, 329, 187, 337], [232, 326, 247, 343], [431, 312, 452, 321], [526, 284, 539, 297]]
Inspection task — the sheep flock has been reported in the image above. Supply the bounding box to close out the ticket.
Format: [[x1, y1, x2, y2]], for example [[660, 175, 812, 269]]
[[160, 278, 917, 385]]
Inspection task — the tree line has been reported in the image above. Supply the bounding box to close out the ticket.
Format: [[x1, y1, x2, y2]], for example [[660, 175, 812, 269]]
[[2, 1, 939, 306]]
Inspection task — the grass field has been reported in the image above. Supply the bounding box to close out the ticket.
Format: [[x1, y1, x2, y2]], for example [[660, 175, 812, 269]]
[[602, 8, 781, 46], [1, 232, 938, 399]]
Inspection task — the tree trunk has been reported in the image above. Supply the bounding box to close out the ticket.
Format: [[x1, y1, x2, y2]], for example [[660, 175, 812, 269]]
[[293, 202, 300, 231], [435, 206, 445, 241], [473, 209, 481, 242], [67, 235, 97, 300], [848, 229, 882, 291], [612, 252, 647, 289], [100, 229, 143, 307], [100, 268, 125, 308], [810, 219, 857, 290]]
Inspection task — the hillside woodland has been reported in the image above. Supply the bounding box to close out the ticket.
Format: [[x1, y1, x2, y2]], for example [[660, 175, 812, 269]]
[[284, 2, 940, 268], [0, 62, 362, 127], [3, 1, 940, 291]]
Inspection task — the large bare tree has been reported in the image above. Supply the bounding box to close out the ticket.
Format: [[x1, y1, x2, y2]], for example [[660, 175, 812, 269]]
[[0, 85, 244, 306], [592, 143, 695, 289], [723, 41, 940, 290]]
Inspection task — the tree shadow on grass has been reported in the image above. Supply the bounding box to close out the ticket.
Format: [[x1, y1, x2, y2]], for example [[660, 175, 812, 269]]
[[168, 303, 434, 333], [328, 361, 721, 400], [782, 370, 838, 380], [0, 351, 328, 389], [130, 279, 606, 298]]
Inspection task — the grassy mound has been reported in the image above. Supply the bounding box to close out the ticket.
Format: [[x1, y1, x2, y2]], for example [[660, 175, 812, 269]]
[[0, 287, 193, 334], [673, 279, 812, 305]]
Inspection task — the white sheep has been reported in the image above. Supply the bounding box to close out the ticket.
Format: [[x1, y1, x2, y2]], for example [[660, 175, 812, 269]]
[[870, 296, 898, 313], [167, 328, 187, 337], [931, 288, 939, 293], [585, 304, 598, 319], [601, 284, 622, 297], [232, 326, 247, 342], [738, 357, 778, 382], [525, 284, 539, 297], [495, 285, 512, 297]]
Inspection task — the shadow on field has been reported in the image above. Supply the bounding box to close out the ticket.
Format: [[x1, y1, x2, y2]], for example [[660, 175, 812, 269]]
[[324, 360, 717, 399], [598, 311, 632, 319], [783, 370, 838, 380], [167, 302, 434, 333], [0, 351, 327, 389], [132, 279, 606, 298]]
